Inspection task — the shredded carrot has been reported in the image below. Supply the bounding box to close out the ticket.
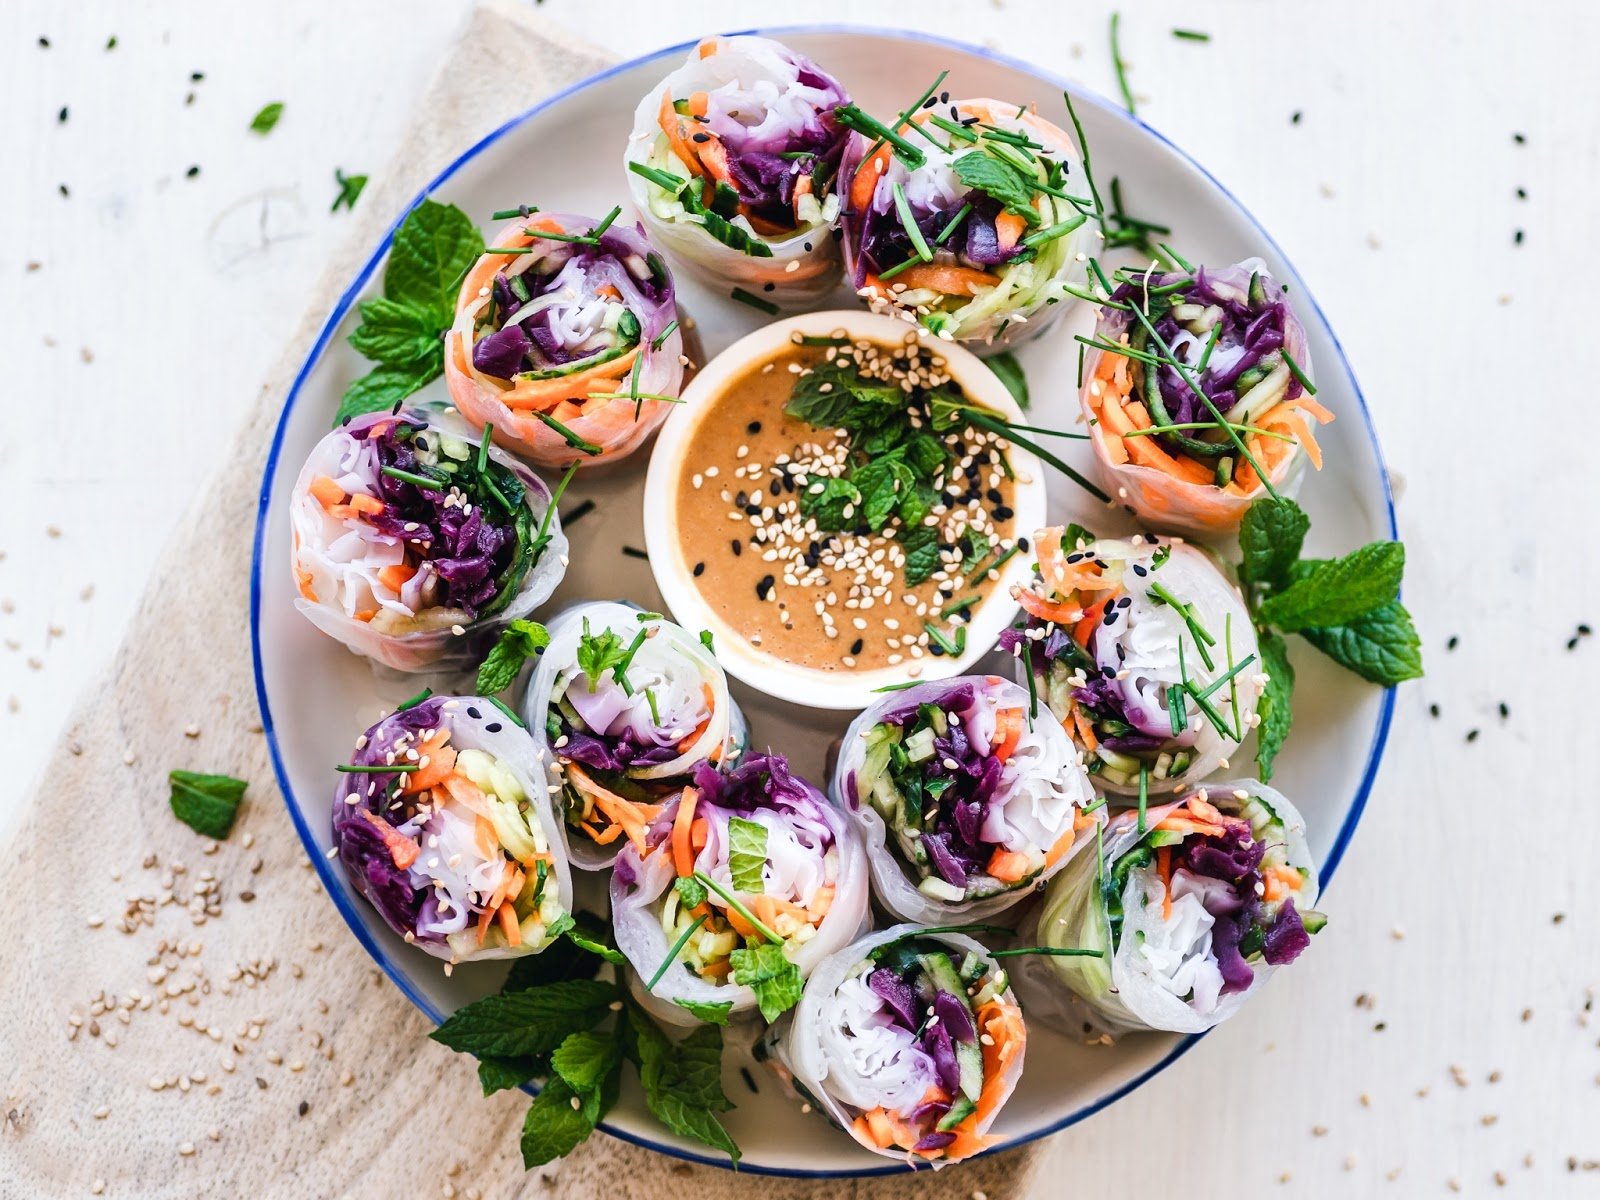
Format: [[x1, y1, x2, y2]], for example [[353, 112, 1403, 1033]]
[[876, 262, 1000, 296], [1158, 847, 1174, 921], [850, 143, 891, 214], [994, 211, 1026, 253], [1014, 586, 1084, 626], [309, 476, 345, 508], [377, 563, 416, 593], [496, 345, 641, 412], [566, 762, 660, 852], [357, 809, 420, 871], [1186, 794, 1225, 825], [1294, 395, 1335, 424], [1068, 701, 1099, 753], [942, 1000, 1023, 1160], [294, 566, 318, 604], [1044, 826, 1080, 870], [991, 707, 1024, 763], [1072, 598, 1108, 648], [347, 493, 384, 516], [353, 609, 375, 622], [671, 786, 699, 877], [401, 730, 455, 793], [497, 899, 522, 947], [985, 847, 1033, 883], [806, 883, 835, 922], [690, 817, 709, 853]]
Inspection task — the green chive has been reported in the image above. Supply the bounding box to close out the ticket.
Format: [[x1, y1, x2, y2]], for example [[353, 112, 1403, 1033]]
[[730, 287, 779, 315], [588, 391, 683, 404], [336, 763, 420, 774], [1061, 89, 1106, 225], [477, 422, 493, 474], [534, 413, 601, 455], [379, 466, 447, 491], [926, 112, 979, 143], [962, 409, 1111, 504], [647, 914, 707, 990], [486, 696, 525, 728], [940, 595, 981, 618], [1137, 762, 1148, 833], [522, 228, 598, 246], [891, 183, 933, 261], [833, 103, 925, 168], [695, 871, 782, 944], [1172, 28, 1211, 42], [627, 161, 688, 194], [530, 461, 579, 561], [490, 205, 538, 220], [934, 201, 973, 247], [1282, 349, 1318, 395], [989, 946, 1105, 959], [396, 687, 432, 712], [591, 205, 622, 238], [1157, 242, 1194, 272], [1020, 213, 1089, 249], [924, 622, 963, 656], [650, 319, 679, 350], [1110, 12, 1136, 115], [1197, 651, 1258, 701]]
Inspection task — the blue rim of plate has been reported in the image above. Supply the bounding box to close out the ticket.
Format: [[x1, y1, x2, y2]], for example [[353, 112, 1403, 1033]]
[[250, 23, 1397, 1178]]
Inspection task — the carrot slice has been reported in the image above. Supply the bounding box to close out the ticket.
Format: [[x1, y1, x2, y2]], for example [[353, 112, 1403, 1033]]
[[309, 476, 345, 508], [881, 263, 1000, 296], [1014, 586, 1083, 626], [377, 563, 416, 593], [985, 847, 1033, 883], [991, 708, 1024, 763], [357, 809, 420, 871], [671, 786, 699, 877], [850, 144, 891, 214], [994, 211, 1027, 252], [497, 346, 640, 412]]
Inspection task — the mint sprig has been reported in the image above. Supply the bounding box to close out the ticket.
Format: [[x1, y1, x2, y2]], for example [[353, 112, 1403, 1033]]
[[475, 618, 550, 695], [1237, 497, 1422, 779], [729, 942, 803, 1023], [335, 198, 484, 426], [429, 921, 740, 1168]]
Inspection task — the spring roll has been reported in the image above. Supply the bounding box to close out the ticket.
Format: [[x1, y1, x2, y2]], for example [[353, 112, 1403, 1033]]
[[444, 211, 685, 468], [332, 695, 575, 964], [765, 924, 1024, 1166], [841, 99, 1094, 350], [290, 409, 566, 673], [1081, 259, 1331, 535], [833, 675, 1098, 924], [1005, 531, 1261, 796], [524, 601, 749, 870], [610, 753, 869, 1028], [623, 35, 850, 306], [1026, 780, 1321, 1034]]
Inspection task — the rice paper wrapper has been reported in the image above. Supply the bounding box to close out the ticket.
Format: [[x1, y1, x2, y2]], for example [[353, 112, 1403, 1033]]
[[831, 675, 1098, 925], [289, 409, 567, 673], [1024, 779, 1318, 1035], [610, 755, 870, 1028], [331, 696, 576, 963], [444, 213, 685, 469], [1080, 259, 1317, 536], [1012, 537, 1260, 797], [840, 99, 1094, 352], [623, 35, 848, 307], [765, 924, 1026, 1166], [523, 600, 750, 870]]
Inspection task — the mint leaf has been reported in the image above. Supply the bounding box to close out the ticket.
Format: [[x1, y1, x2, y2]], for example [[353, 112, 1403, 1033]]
[[1254, 630, 1295, 782], [799, 476, 859, 532], [520, 1075, 596, 1167], [1061, 523, 1097, 551], [479, 1055, 540, 1096], [1301, 600, 1423, 686], [348, 297, 443, 368], [429, 980, 618, 1058], [574, 620, 630, 691], [730, 942, 803, 1023], [952, 151, 1041, 224], [1239, 498, 1310, 589], [249, 101, 284, 134], [332, 168, 368, 213], [168, 770, 246, 839], [1255, 541, 1405, 632], [551, 1031, 622, 1094], [674, 875, 707, 909], [504, 928, 604, 990], [901, 523, 942, 587], [674, 999, 733, 1026], [385, 198, 484, 324], [476, 618, 551, 694], [629, 1009, 740, 1165], [727, 817, 768, 894], [564, 912, 626, 966], [333, 361, 439, 426], [987, 351, 1029, 410]]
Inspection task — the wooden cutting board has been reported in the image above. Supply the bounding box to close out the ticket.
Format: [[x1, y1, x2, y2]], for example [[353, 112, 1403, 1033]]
[[0, 3, 1047, 1195]]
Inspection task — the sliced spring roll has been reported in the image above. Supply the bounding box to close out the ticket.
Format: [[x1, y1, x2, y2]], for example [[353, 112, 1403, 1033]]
[[290, 410, 566, 673], [1081, 259, 1332, 535], [610, 753, 869, 1028], [841, 99, 1094, 349], [1027, 780, 1321, 1034], [766, 924, 1024, 1166], [623, 35, 850, 306], [444, 212, 685, 469], [523, 601, 749, 871], [833, 675, 1098, 924], [332, 696, 575, 963], [1005, 531, 1261, 797]]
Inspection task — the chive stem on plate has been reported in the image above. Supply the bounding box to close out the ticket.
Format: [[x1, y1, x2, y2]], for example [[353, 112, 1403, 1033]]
[[730, 287, 779, 315]]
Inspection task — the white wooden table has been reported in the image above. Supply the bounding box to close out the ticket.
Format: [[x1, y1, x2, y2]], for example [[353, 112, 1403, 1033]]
[[4, 0, 1596, 1193]]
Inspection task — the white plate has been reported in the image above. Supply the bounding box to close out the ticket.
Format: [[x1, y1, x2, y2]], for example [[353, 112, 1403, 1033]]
[[251, 26, 1395, 1177]]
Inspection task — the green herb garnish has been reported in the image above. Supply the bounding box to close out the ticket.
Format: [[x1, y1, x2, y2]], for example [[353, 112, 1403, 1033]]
[[168, 770, 247, 839]]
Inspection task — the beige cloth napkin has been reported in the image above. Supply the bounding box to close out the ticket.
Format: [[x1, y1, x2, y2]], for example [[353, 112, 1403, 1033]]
[[0, 3, 1048, 1196]]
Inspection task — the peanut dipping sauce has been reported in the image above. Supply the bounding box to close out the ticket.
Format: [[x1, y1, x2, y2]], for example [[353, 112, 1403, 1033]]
[[670, 331, 1021, 674]]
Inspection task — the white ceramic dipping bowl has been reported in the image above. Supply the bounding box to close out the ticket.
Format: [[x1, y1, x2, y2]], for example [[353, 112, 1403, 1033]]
[[643, 309, 1047, 710]]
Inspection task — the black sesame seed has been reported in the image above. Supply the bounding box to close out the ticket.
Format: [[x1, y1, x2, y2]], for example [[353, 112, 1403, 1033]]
[[1102, 609, 1119, 627], [1447, 635, 1459, 650], [58, 106, 68, 123], [831, 227, 843, 242], [693, 562, 705, 577], [992, 505, 1014, 522], [939, 91, 951, 104], [1132, 563, 1148, 576], [755, 575, 775, 600], [485, 722, 503, 733], [1465, 728, 1480, 743], [1066, 552, 1084, 564], [850, 638, 864, 655], [1291, 110, 1302, 124], [191, 70, 205, 81], [185, 92, 195, 106], [803, 242, 813, 252], [1428, 703, 1439, 718], [747, 420, 762, 434], [58, 183, 69, 197], [621, 545, 649, 560], [1516, 187, 1527, 200], [762, 282, 776, 292], [1017, 536, 1029, 552], [1498, 702, 1509, 719], [1580, 624, 1593, 636], [186, 165, 200, 178], [1512, 132, 1526, 144], [692, 132, 710, 143], [1513, 229, 1524, 245], [986, 487, 1003, 504], [467, 705, 481, 719], [1569, 637, 1581, 651], [39, 36, 50, 47]]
